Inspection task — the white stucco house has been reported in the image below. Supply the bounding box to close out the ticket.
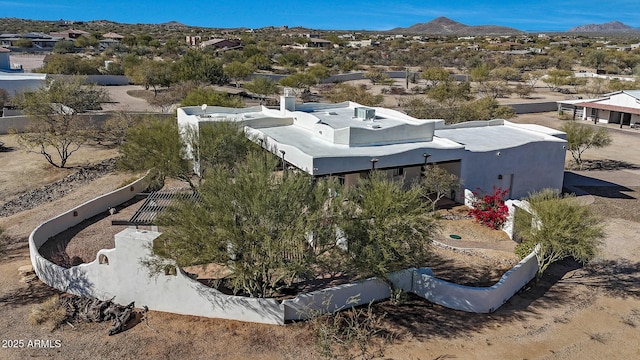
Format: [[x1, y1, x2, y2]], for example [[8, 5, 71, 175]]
[[557, 90, 640, 127], [177, 95, 567, 202], [0, 48, 47, 95]]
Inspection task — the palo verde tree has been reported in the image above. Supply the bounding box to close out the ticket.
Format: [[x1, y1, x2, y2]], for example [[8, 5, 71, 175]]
[[156, 151, 342, 298], [14, 76, 110, 168], [224, 61, 255, 87], [323, 83, 384, 107], [172, 49, 227, 85], [514, 189, 605, 280], [339, 171, 436, 278], [243, 76, 279, 105], [422, 164, 461, 211], [117, 115, 192, 185], [182, 121, 255, 179], [561, 121, 612, 168]]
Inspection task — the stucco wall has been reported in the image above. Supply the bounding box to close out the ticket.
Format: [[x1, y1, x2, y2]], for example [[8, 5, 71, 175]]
[[459, 141, 565, 200], [29, 173, 539, 324], [412, 248, 538, 313]]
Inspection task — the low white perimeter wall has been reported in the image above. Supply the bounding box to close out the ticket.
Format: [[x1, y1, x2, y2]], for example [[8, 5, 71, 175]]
[[28, 172, 285, 324], [29, 174, 539, 324], [282, 269, 414, 321], [411, 249, 538, 313]]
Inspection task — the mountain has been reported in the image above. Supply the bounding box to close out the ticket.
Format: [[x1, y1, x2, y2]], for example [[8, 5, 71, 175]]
[[567, 21, 639, 33], [390, 17, 523, 35]]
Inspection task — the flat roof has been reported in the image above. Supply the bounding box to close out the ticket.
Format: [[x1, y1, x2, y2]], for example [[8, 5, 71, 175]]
[[258, 124, 461, 158], [434, 124, 563, 152], [311, 107, 406, 130]]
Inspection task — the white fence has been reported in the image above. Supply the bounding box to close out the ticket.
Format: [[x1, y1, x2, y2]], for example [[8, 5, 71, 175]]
[[29, 178, 539, 324]]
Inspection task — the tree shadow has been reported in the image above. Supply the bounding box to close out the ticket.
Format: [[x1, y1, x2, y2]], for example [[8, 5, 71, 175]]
[[378, 258, 581, 341], [0, 144, 15, 152], [564, 172, 635, 199], [562, 259, 640, 299], [578, 185, 636, 200], [0, 280, 62, 308], [578, 159, 640, 171]]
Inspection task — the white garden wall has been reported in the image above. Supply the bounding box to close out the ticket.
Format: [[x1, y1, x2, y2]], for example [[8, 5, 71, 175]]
[[30, 176, 539, 324]]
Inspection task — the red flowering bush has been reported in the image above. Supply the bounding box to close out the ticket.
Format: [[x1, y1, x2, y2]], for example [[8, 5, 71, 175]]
[[468, 186, 510, 229]]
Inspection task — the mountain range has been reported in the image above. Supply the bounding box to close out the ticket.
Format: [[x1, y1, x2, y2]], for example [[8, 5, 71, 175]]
[[390, 17, 640, 35], [567, 20, 639, 33], [390, 17, 522, 35]]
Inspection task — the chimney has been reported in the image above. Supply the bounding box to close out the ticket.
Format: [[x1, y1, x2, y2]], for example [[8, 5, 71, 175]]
[[280, 87, 295, 113]]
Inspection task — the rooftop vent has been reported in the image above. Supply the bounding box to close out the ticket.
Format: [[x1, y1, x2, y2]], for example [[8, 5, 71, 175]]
[[354, 107, 375, 121]]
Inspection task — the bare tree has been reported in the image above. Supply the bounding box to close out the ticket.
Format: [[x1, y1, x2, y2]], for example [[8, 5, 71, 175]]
[[14, 76, 110, 168]]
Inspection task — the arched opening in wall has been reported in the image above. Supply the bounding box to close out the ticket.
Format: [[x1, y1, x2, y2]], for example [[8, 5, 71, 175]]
[[164, 265, 177, 276], [99, 254, 109, 265]]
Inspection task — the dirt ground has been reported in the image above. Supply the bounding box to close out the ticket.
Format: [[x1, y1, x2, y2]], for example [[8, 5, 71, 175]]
[[1, 90, 640, 359]]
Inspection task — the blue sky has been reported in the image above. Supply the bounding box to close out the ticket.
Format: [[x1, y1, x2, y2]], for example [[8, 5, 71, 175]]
[[2, 0, 639, 31]]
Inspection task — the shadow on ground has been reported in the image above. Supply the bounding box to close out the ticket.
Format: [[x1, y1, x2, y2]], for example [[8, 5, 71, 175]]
[[577, 159, 640, 171], [378, 259, 582, 341]]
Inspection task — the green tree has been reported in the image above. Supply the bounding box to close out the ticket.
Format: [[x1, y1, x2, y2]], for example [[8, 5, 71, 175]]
[[74, 35, 99, 48], [53, 40, 75, 54], [224, 61, 255, 87], [279, 72, 316, 93], [322, 83, 383, 106], [14, 76, 110, 168], [420, 66, 451, 88], [514, 189, 605, 280], [173, 50, 227, 85], [364, 68, 392, 85], [156, 151, 340, 297], [277, 52, 306, 68], [247, 53, 271, 70], [180, 88, 244, 108], [14, 38, 33, 48], [427, 81, 472, 107], [307, 65, 331, 85], [422, 165, 461, 211], [543, 69, 573, 91], [184, 121, 254, 178], [36, 54, 100, 75], [561, 121, 612, 168], [117, 115, 192, 184], [339, 171, 435, 278], [470, 64, 491, 83], [127, 59, 173, 96], [244, 76, 279, 104]]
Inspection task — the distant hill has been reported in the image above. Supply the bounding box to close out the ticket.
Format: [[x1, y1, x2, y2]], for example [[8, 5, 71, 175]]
[[567, 21, 639, 33], [390, 17, 523, 35]]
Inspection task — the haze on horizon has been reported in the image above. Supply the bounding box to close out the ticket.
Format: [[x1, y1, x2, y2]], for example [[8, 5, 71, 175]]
[[1, 0, 639, 32]]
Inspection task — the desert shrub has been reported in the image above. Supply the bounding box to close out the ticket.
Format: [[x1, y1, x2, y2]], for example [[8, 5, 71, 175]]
[[389, 87, 406, 95], [468, 187, 509, 229], [311, 301, 390, 360], [28, 295, 68, 332]]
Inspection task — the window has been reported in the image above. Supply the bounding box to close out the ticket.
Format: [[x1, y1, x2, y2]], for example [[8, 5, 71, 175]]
[[392, 167, 404, 177]]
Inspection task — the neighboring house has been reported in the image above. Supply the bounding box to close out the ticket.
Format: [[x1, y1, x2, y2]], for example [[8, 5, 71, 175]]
[[347, 39, 376, 48], [102, 32, 124, 41], [0, 48, 46, 94], [199, 38, 242, 51], [557, 90, 640, 127], [99, 38, 121, 49], [177, 95, 566, 201], [50, 29, 90, 40], [0, 32, 63, 49], [306, 38, 332, 48]]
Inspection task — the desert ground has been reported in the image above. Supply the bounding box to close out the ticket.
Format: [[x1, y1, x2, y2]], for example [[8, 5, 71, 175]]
[[1, 86, 640, 359]]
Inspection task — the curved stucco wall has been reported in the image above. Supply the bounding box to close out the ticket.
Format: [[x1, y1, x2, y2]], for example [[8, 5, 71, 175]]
[[29, 173, 539, 324]]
